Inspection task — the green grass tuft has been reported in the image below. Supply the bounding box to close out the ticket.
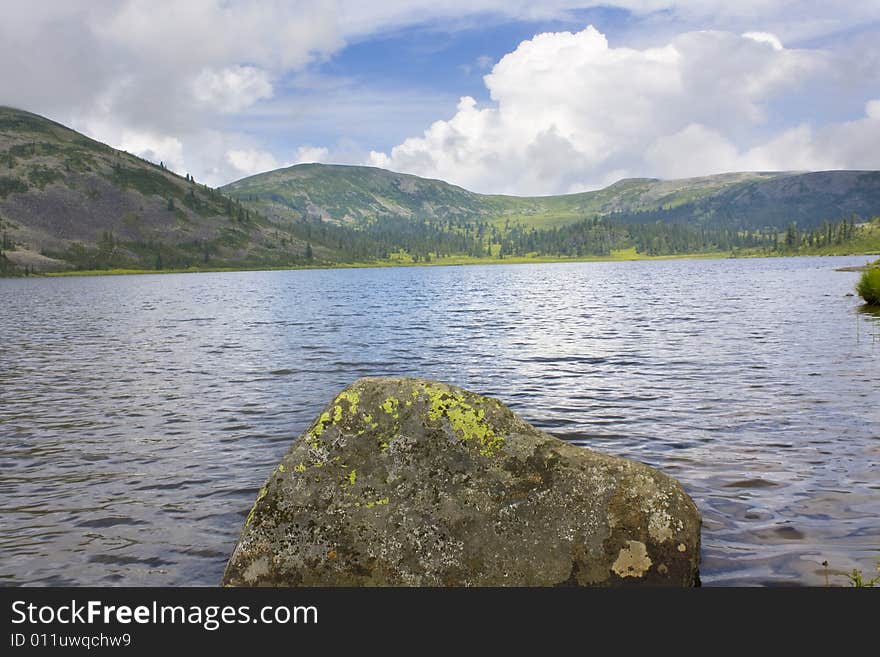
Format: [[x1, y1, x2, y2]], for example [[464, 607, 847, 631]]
[[845, 556, 880, 587], [856, 265, 880, 305]]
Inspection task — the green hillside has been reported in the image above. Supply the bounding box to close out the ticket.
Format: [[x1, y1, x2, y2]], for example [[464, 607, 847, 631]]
[[224, 164, 880, 233], [0, 107, 335, 273], [222, 163, 490, 224], [224, 165, 802, 230], [2, 106, 879, 275], [482, 172, 799, 229]]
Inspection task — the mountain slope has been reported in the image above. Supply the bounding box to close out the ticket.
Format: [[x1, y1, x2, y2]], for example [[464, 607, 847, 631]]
[[0, 107, 325, 272], [225, 163, 880, 232], [2, 106, 879, 274], [222, 164, 785, 229], [689, 170, 880, 228], [223, 163, 491, 224]]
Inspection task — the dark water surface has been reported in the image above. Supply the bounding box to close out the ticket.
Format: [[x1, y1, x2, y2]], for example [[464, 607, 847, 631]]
[[1, 256, 878, 586]]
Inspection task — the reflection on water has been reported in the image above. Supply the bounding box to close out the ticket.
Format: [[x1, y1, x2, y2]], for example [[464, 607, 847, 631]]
[[858, 305, 880, 344], [1, 256, 878, 586]]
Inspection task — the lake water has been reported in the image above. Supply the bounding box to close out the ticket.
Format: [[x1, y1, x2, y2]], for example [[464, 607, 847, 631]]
[[1, 256, 878, 586]]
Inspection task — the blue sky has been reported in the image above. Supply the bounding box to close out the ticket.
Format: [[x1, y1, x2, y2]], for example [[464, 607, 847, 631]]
[[2, 1, 879, 194], [240, 8, 637, 155]]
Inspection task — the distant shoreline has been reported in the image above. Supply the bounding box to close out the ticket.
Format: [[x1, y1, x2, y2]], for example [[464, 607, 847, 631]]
[[21, 248, 878, 279]]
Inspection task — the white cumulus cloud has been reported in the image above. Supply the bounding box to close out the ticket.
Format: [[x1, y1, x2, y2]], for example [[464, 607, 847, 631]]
[[226, 148, 280, 176], [192, 66, 274, 113], [1, 3, 879, 187], [77, 117, 187, 172], [120, 132, 185, 172], [367, 25, 880, 193], [294, 146, 330, 164], [742, 31, 783, 51], [644, 124, 741, 178]]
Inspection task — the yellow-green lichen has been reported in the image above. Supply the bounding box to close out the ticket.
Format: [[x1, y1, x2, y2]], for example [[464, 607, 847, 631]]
[[365, 497, 390, 508], [245, 486, 268, 526], [347, 469, 357, 486], [335, 389, 360, 416], [380, 397, 399, 419], [293, 463, 306, 473], [277, 464, 285, 473], [310, 411, 333, 439], [311, 391, 360, 438], [421, 384, 505, 456]]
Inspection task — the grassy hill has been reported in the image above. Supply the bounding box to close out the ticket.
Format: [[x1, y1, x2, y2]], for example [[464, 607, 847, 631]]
[[481, 172, 798, 229], [224, 164, 880, 233], [0, 107, 332, 273], [604, 170, 880, 232], [223, 165, 794, 230], [222, 163, 490, 225], [2, 106, 879, 275]]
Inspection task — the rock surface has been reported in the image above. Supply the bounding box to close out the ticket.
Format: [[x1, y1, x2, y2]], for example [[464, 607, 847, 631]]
[[222, 377, 701, 586]]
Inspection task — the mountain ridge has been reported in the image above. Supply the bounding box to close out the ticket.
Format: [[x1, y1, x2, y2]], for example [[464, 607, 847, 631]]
[[0, 106, 328, 273], [2, 106, 879, 273], [222, 163, 880, 232]]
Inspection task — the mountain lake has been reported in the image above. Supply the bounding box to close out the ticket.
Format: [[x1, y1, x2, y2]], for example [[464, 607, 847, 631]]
[[1, 255, 878, 586]]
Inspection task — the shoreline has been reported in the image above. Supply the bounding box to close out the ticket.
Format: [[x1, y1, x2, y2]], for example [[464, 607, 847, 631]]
[[20, 248, 880, 279]]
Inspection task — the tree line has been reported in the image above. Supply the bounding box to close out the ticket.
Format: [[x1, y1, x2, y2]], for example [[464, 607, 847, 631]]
[[313, 213, 873, 261]]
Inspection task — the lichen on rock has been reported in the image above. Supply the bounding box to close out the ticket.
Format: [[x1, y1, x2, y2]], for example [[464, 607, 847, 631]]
[[222, 377, 701, 587]]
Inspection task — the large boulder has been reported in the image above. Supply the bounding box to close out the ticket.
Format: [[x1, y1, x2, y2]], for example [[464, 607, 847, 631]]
[[222, 377, 701, 586]]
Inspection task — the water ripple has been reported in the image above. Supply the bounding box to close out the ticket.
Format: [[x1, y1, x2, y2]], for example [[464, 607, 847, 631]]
[[1, 256, 878, 586]]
